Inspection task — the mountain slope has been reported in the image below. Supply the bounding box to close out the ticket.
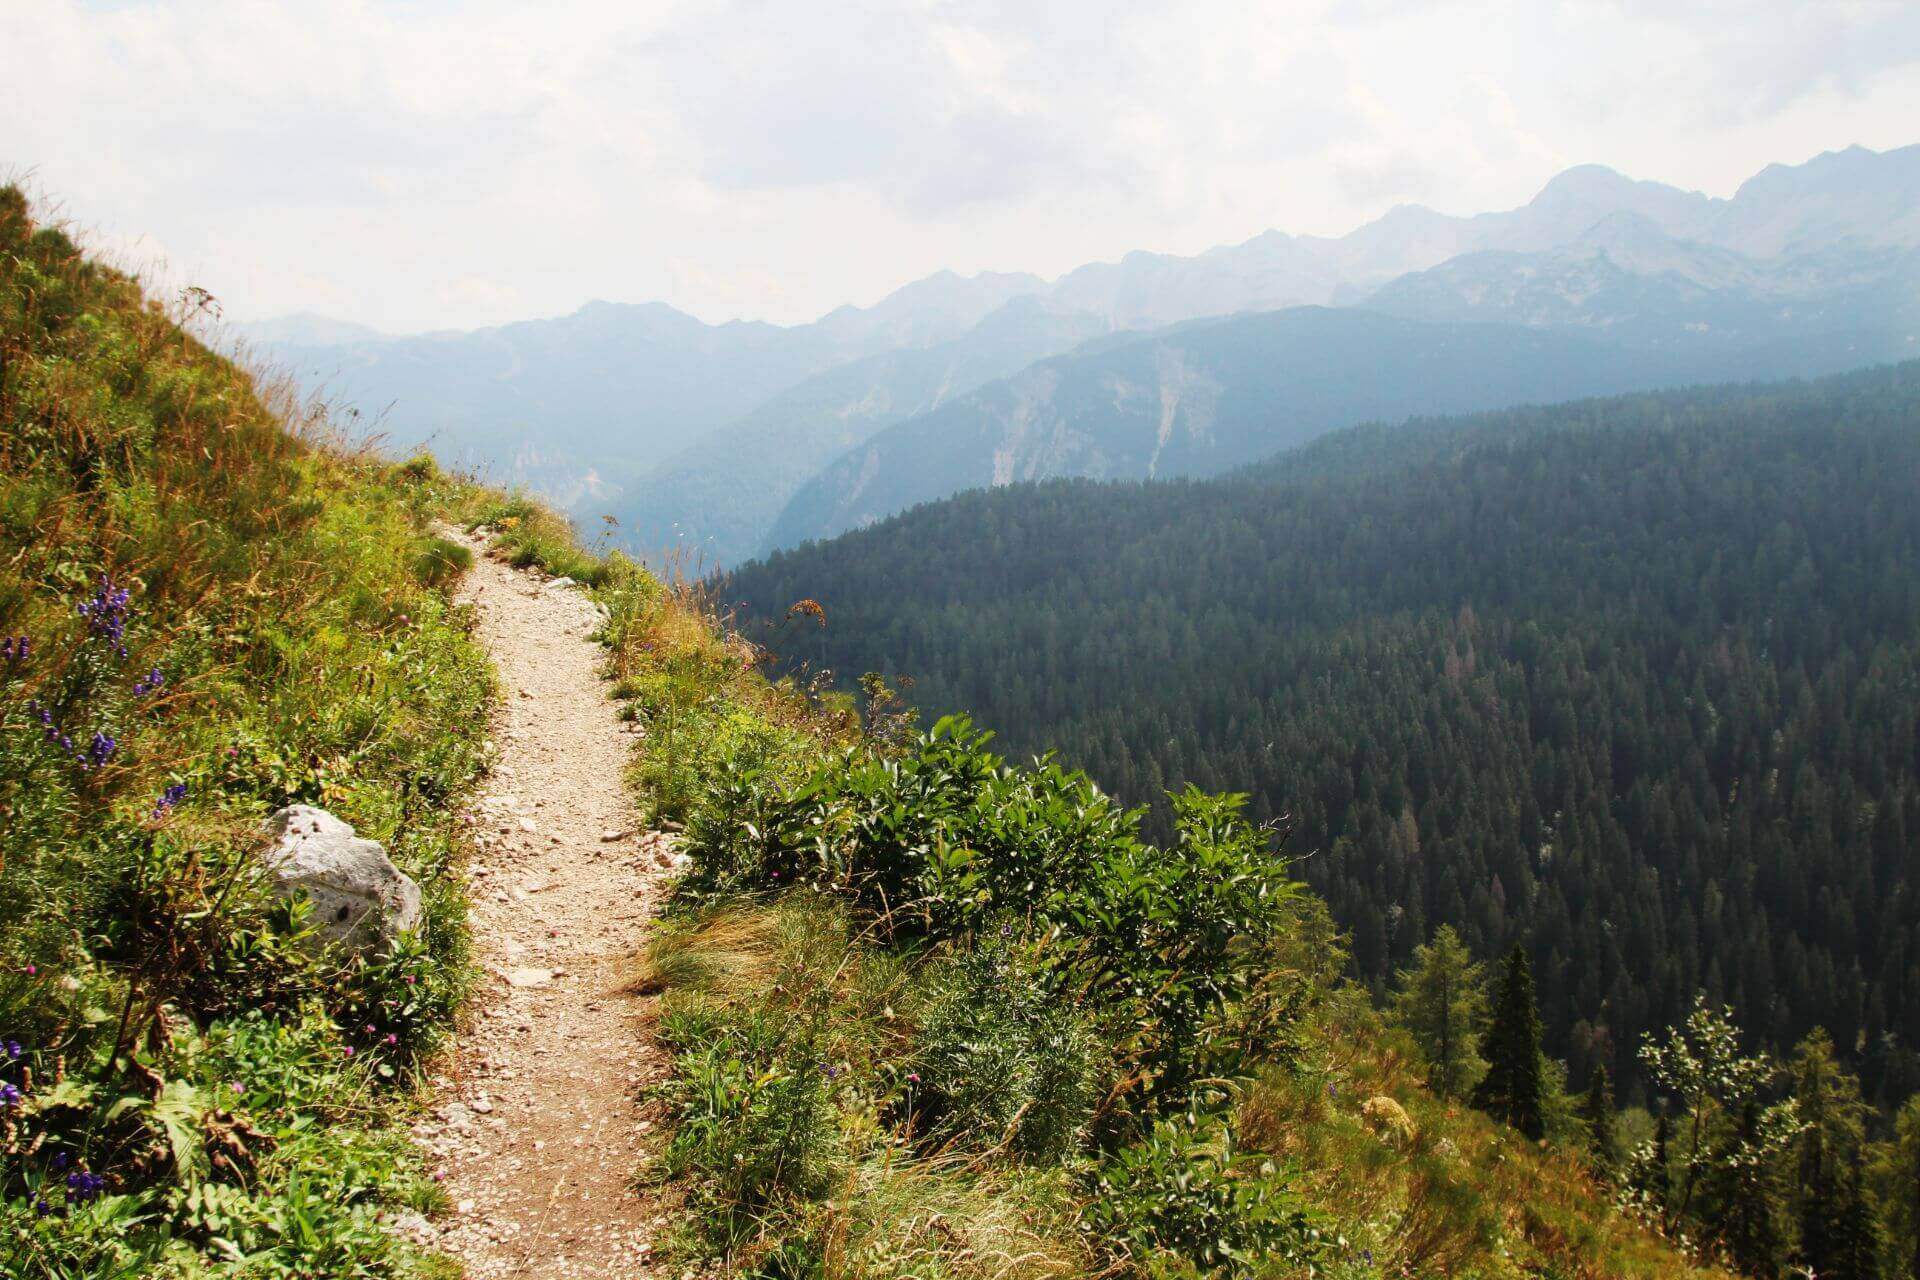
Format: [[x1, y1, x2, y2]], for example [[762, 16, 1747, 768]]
[[263, 270, 1049, 510], [1365, 213, 1920, 348], [762, 299, 1918, 552], [720, 361, 1920, 1108], [613, 296, 1109, 565]]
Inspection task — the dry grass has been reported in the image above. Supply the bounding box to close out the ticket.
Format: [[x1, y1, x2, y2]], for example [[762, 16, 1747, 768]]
[[1236, 1002, 1730, 1280]]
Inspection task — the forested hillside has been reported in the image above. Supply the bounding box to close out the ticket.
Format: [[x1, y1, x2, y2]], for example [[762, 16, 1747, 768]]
[[720, 363, 1920, 1107]]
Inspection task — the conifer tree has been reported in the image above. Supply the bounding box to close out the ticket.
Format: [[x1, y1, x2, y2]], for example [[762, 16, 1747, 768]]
[[1831, 1157, 1882, 1280], [1802, 1123, 1838, 1276], [1390, 924, 1488, 1099], [1582, 1065, 1619, 1179], [1866, 1097, 1920, 1280], [1793, 1029, 1872, 1277], [1473, 944, 1546, 1139], [1648, 1110, 1673, 1218], [1720, 1100, 1785, 1279]]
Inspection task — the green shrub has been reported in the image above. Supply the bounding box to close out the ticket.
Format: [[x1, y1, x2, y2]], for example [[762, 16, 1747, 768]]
[[656, 1002, 843, 1232], [678, 716, 1302, 1113], [908, 939, 1100, 1165], [1083, 1113, 1329, 1278]]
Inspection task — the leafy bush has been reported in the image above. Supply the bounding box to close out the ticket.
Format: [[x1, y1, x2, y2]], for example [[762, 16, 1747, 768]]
[[678, 716, 1302, 1114], [1083, 1113, 1329, 1278], [657, 1002, 843, 1220], [908, 938, 1101, 1165]]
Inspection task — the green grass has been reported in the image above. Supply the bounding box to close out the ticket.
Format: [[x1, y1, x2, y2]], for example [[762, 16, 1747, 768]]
[[0, 187, 490, 1276]]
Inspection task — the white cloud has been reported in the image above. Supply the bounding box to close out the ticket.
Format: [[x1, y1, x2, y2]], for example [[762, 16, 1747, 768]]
[[2, 0, 1915, 332]]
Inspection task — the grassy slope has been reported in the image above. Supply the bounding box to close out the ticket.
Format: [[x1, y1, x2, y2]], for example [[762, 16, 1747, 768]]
[[0, 189, 500, 1276]]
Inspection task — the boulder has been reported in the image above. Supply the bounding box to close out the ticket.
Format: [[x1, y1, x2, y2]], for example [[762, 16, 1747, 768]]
[[263, 805, 421, 953]]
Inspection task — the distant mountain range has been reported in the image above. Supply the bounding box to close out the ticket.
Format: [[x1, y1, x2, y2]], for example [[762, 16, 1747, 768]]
[[247, 143, 1920, 566]]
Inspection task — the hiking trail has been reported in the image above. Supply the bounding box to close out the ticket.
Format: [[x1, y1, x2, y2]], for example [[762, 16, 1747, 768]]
[[406, 528, 675, 1278]]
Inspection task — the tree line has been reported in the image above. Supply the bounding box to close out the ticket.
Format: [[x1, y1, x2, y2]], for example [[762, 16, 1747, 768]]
[[719, 363, 1920, 1117]]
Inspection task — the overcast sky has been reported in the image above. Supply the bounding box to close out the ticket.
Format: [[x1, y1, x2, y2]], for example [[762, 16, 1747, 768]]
[[6, 0, 1918, 334]]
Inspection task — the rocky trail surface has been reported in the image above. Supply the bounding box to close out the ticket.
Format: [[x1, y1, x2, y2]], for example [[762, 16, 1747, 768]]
[[407, 529, 677, 1278]]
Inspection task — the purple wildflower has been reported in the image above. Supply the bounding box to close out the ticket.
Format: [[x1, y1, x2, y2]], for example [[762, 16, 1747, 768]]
[[132, 667, 166, 697], [84, 732, 117, 769], [0, 1082, 22, 1107], [151, 782, 188, 820], [65, 1170, 107, 1202], [51, 1152, 68, 1171], [0, 635, 28, 664], [4, 1039, 20, 1060], [76, 577, 132, 656]]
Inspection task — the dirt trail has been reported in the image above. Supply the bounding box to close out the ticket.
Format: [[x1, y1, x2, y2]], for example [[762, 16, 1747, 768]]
[[409, 530, 674, 1278]]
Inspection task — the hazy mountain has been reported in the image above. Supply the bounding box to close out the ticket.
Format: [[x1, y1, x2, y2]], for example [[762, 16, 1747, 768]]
[[763, 282, 1920, 557], [612, 296, 1109, 567], [255, 143, 1920, 559], [1366, 214, 1920, 348], [807, 268, 1047, 352], [260, 271, 1050, 501], [760, 309, 1652, 551], [750, 146, 1920, 554], [1024, 145, 1920, 333], [237, 312, 386, 347], [1710, 142, 1920, 256]]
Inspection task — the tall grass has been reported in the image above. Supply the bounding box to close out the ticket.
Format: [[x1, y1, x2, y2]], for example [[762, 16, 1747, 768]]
[[0, 186, 489, 1276]]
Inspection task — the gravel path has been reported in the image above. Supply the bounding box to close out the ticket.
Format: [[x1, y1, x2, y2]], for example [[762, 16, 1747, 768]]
[[410, 530, 674, 1278]]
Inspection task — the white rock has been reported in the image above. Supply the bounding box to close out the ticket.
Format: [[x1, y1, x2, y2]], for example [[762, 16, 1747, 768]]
[[262, 806, 421, 954]]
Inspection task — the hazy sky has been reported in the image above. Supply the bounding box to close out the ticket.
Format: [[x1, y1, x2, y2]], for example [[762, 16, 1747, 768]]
[[6, 0, 1918, 333]]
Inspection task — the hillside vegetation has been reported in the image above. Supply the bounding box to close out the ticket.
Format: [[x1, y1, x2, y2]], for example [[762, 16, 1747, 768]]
[[720, 364, 1920, 1115], [574, 547, 1729, 1275], [0, 187, 510, 1275]]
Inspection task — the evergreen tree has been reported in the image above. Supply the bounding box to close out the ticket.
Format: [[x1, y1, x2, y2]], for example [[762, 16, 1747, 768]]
[[1720, 1100, 1786, 1279], [1866, 1097, 1920, 1280], [1832, 1157, 1882, 1280], [1803, 1123, 1838, 1276], [1649, 1109, 1673, 1219], [1794, 1030, 1873, 1277], [1582, 1065, 1619, 1179], [1390, 924, 1488, 1099], [1473, 944, 1546, 1139]]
